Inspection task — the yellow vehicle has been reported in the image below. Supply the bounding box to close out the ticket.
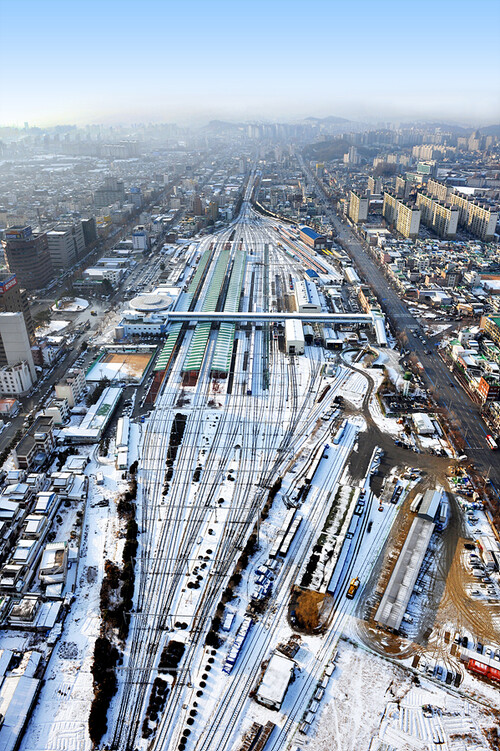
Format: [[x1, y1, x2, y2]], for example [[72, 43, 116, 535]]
[[346, 577, 360, 599]]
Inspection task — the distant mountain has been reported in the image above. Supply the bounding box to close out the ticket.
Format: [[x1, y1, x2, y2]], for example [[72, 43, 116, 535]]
[[303, 137, 373, 161], [303, 138, 351, 160], [304, 115, 350, 124], [204, 120, 242, 132], [479, 124, 500, 137]]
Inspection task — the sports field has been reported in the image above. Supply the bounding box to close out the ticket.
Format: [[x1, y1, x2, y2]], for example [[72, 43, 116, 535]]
[[86, 351, 153, 383]]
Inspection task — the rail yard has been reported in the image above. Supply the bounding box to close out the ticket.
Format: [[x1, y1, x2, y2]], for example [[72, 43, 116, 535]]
[[13, 179, 500, 751]]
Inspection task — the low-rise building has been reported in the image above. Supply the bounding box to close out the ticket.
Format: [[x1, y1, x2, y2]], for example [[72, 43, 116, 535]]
[[55, 367, 86, 407], [13, 417, 55, 471], [39, 541, 68, 585], [43, 398, 70, 425], [255, 652, 295, 710]]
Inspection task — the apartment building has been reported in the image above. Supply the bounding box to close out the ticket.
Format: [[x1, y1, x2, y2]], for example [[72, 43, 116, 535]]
[[449, 191, 498, 241], [382, 190, 420, 239], [416, 191, 459, 238], [426, 178, 449, 203], [54, 367, 86, 407], [397, 202, 421, 239], [348, 190, 369, 223], [382, 190, 398, 225]]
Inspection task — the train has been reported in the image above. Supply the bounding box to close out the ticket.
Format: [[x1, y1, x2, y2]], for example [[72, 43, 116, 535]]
[[333, 418, 347, 445], [269, 509, 302, 559], [246, 329, 256, 395], [467, 658, 500, 682]]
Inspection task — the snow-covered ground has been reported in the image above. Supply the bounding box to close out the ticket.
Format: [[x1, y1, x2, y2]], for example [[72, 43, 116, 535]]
[[36, 319, 70, 336], [20, 433, 139, 751]]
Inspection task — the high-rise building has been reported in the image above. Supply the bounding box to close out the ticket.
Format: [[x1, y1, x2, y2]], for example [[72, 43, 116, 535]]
[[349, 191, 369, 223], [81, 217, 98, 248], [395, 176, 412, 199], [0, 272, 34, 344], [343, 146, 360, 165], [3, 226, 54, 291], [132, 225, 149, 251], [0, 312, 36, 393], [192, 195, 203, 216], [367, 176, 382, 196], [46, 223, 85, 269]]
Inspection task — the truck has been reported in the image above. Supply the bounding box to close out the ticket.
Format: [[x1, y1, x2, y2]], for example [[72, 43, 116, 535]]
[[486, 435, 498, 450], [346, 577, 360, 599]]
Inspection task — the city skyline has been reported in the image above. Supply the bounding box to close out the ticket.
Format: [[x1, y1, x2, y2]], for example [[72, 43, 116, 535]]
[[1, 0, 499, 127]]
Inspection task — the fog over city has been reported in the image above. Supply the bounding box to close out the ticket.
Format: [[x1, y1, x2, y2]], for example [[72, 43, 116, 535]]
[[1, 0, 499, 126], [1, 3, 500, 751]]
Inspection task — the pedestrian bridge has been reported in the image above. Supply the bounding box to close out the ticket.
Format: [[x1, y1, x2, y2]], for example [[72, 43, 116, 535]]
[[165, 310, 388, 346]]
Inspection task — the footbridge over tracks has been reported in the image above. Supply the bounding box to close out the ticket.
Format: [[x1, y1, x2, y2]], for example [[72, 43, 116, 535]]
[[165, 310, 388, 346]]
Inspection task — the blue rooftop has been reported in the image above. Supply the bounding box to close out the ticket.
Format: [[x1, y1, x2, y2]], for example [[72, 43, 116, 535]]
[[300, 226, 321, 240]]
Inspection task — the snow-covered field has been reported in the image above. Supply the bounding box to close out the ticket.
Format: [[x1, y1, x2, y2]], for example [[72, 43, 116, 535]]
[[36, 319, 70, 336]]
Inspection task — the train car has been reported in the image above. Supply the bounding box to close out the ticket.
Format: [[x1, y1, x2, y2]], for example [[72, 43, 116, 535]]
[[279, 517, 302, 557], [269, 533, 285, 559], [410, 492, 423, 514], [436, 498, 448, 531], [303, 445, 328, 486], [345, 514, 360, 540], [333, 418, 347, 445], [304, 324, 314, 345], [247, 330, 255, 395], [222, 615, 253, 674]]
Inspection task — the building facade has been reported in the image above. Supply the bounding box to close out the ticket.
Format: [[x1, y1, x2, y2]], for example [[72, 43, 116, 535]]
[[0, 272, 34, 344], [349, 191, 369, 223], [3, 226, 54, 291], [0, 312, 36, 381], [47, 222, 86, 269], [416, 191, 459, 238]]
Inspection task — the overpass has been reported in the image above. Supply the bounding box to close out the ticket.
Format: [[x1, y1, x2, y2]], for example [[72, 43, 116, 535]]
[[165, 310, 388, 346]]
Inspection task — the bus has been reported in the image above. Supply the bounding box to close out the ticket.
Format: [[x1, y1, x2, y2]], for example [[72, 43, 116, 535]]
[[346, 577, 360, 599], [486, 435, 498, 450]]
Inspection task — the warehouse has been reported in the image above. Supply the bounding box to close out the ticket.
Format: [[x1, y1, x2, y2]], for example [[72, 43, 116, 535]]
[[299, 226, 328, 250], [374, 515, 435, 631], [294, 279, 322, 313], [344, 266, 361, 285], [413, 412, 435, 435], [255, 652, 295, 710], [418, 488, 443, 522], [285, 319, 305, 355]]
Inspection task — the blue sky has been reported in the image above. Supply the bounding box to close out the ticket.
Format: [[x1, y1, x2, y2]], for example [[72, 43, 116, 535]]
[[0, 0, 499, 126]]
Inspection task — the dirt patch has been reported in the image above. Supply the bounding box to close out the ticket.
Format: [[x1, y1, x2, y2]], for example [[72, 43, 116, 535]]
[[289, 587, 332, 633]]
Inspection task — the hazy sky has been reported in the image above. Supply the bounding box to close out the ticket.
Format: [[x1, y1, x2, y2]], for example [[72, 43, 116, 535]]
[[1, 0, 499, 126]]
